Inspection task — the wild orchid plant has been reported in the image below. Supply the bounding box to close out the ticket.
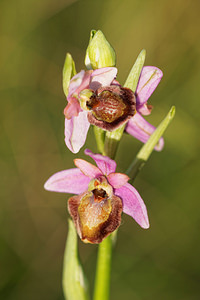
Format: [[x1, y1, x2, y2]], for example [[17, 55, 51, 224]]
[[44, 30, 175, 300]]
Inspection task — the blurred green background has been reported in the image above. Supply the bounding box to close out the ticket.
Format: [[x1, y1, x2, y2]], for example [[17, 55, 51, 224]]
[[1, 0, 200, 299]]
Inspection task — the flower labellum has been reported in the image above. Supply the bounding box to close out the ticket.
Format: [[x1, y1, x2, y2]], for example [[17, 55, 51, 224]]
[[83, 84, 136, 131], [68, 176, 123, 243], [44, 149, 149, 244]]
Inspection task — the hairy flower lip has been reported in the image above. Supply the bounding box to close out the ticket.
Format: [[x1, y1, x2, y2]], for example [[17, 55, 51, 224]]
[[68, 191, 123, 244], [87, 85, 136, 131]]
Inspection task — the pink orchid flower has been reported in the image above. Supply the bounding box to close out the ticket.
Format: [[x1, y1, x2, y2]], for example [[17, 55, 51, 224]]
[[64, 66, 163, 153], [64, 67, 136, 153], [44, 149, 149, 244]]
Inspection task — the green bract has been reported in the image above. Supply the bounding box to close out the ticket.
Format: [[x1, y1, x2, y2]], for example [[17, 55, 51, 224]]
[[124, 49, 146, 92], [62, 219, 89, 300], [63, 53, 76, 98]]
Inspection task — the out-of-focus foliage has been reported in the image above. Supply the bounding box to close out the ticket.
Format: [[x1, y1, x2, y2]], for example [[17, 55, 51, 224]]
[[0, 0, 200, 299]]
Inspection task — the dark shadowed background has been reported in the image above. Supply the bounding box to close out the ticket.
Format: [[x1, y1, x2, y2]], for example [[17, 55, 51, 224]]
[[1, 0, 200, 299]]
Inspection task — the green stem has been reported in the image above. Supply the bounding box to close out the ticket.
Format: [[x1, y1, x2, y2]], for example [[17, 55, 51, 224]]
[[93, 126, 106, 155], [104, 124, 125, 159], [93, 235, 112, 300]]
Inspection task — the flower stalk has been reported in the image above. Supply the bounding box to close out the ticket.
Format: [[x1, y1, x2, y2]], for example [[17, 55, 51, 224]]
[[93, 235, 112, 300], [104, 125, 125, 159], [93, 126, 106, 155]]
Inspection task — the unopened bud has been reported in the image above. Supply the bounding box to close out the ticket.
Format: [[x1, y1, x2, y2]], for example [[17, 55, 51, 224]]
[[85, 30, 116, 69]]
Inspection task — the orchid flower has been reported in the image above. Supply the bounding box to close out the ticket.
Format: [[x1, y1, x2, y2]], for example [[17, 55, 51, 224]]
[[64, 67, 136, 153], [44, 149, 149, 244], [64, 65, 163, 153]]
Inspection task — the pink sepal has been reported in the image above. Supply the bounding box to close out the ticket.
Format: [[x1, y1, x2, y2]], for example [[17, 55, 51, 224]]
[[64, 111, 90, 153], [115, 183, 149, 229], [136, 66, 163, 109], [74, 158, 102, 179], [44, 168, 90, 194]]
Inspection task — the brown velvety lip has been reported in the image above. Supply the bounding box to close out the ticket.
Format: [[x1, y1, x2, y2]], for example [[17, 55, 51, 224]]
[[87, 85, 136, 131]]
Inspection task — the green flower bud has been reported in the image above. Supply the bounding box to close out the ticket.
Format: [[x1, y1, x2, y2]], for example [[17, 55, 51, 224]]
[[85, 30, 116, 69]]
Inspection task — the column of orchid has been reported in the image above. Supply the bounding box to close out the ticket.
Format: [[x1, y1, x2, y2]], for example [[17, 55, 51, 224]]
[[44, 30, 175, 300]]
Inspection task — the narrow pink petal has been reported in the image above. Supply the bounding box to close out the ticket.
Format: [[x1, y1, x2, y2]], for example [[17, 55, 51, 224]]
[[107, 173, 130, 188], [136, 66, 163, 106], [125, 112, 164, 151], [64, 111, 90, 153], [115, 183, 149, 229], [67, 70, 92, 101], [74, 159, 102, 179], [90, 67, 117, 90], [44, 168, 90, 194], [76, 70, 92, 96], [84, 149, 116, 175], [137, 103, 152, 116]]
